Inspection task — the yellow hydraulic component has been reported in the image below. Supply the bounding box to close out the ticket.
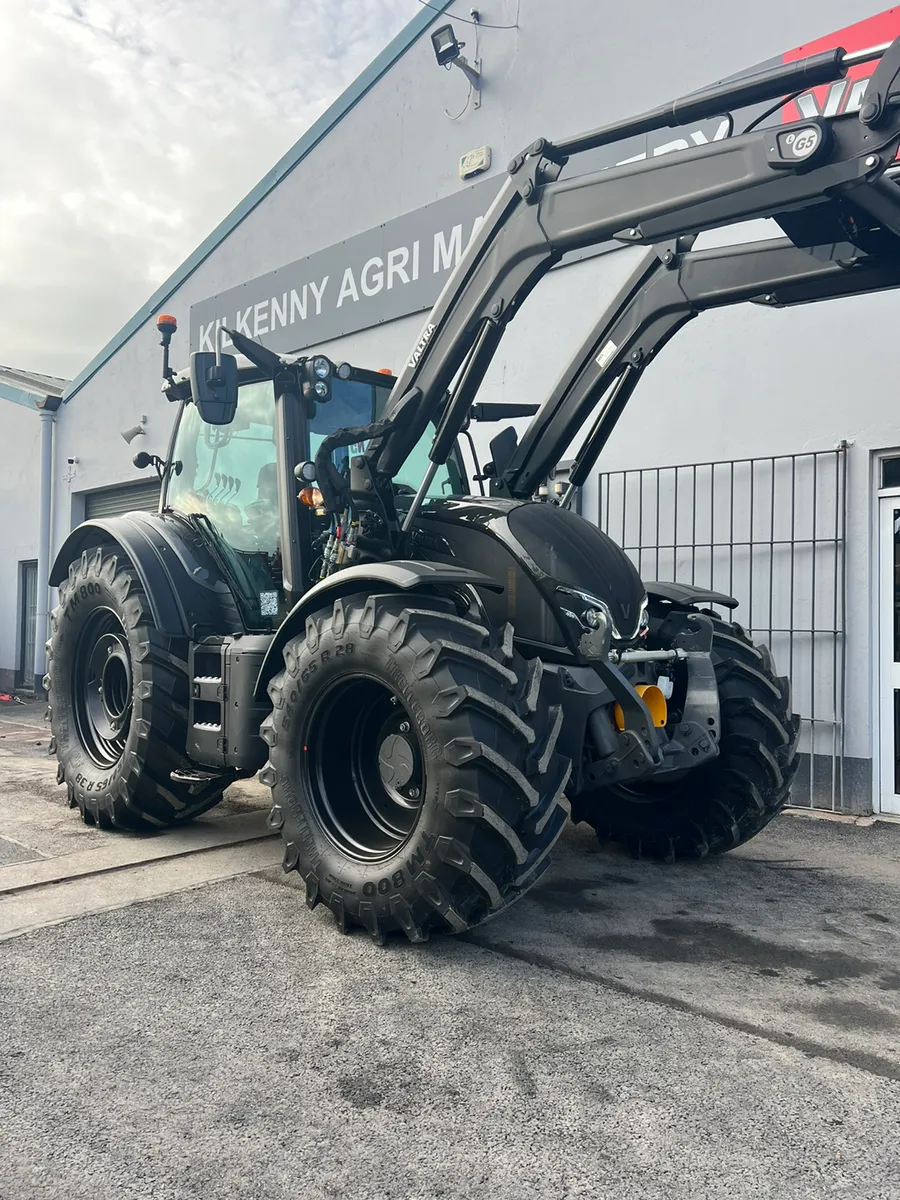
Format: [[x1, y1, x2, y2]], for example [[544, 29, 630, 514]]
[[613, 684, 668, 731]]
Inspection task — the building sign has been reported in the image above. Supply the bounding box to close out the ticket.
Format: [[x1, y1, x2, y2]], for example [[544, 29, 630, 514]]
[[190, 177, 504, 355]]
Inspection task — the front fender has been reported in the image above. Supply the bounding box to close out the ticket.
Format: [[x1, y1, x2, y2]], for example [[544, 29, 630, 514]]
[[645, 580, 738, 611], [50, 512, 244, 637], [254, 561, 502, 699]]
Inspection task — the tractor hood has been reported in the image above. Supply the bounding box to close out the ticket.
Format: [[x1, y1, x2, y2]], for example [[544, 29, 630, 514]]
[[504, 500, 647, 641], [415, 497, 647, 645]]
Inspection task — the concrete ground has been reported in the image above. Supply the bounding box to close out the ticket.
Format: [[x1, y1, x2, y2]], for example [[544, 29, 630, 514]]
[[2, 699, 900, 1200]]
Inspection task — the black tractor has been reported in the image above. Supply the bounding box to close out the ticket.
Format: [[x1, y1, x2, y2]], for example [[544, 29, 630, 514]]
[[46, 33, 900, 941]]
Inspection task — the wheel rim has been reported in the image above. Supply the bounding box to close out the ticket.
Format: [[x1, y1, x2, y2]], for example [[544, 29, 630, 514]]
[[72, 608, 133, 769], [303, 675, 425, 862]]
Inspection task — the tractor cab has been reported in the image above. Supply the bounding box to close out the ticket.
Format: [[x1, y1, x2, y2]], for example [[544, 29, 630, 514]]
[[153, 347, 466, 630]]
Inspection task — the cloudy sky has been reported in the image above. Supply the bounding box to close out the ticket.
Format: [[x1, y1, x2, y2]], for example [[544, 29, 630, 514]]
[[0, 0, 424, 381]]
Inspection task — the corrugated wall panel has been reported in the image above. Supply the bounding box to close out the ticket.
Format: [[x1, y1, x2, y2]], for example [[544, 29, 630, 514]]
[[83, 482, 160, 519]]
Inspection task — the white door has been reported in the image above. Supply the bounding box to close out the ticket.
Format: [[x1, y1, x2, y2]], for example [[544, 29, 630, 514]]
[[879, 497, 900, 814]]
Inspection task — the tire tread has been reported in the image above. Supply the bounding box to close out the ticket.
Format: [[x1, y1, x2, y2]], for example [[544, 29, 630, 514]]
[[264, 592, 571, 942], [575, 616, 799, 860], [47, 547, 229, 830]]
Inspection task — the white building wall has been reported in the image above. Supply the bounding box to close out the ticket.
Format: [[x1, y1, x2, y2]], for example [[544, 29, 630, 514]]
[[0, 403, 42, 689]]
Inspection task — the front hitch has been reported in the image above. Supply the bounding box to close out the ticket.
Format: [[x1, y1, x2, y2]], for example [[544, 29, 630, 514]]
[[581, 609, 721, 788], [647, 609, 721, 775], [580, 656, 665, 788], [655, 652, 720, 775]]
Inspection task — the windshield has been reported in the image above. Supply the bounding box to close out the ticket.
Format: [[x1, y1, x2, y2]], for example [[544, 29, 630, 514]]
[[171, 380, 279, 552], [310, 378, 464, 500], [165, 373, 467, 627], [166, 380, 282, 628]]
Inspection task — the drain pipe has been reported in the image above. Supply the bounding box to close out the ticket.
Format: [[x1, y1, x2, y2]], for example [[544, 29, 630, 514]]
[[33, 397, 59, 692]]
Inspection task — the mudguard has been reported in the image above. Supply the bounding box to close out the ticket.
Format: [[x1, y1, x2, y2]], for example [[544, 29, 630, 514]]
[[644, 580, 738, 610], [254, 561, 503, 698], [49, 511, 244, 637]]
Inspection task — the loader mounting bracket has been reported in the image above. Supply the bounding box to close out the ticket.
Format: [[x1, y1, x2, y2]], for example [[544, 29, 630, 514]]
[[656, 610, 715, 654], [860, 36, 900, 127], [582, 727, 661, 789]]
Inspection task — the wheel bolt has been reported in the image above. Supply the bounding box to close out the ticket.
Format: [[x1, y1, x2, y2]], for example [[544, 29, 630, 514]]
[[408, 787, 420, 799], [399, 721, 410, 733]]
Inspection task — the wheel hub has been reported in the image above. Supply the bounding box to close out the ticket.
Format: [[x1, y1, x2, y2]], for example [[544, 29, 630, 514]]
[[303, 675, 426, 862], [378, 733, 419, 807], [95, 633, 132, 728], [73, 609, 133, 769]]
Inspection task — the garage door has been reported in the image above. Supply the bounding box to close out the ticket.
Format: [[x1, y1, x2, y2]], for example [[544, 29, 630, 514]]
[[84, 481, 161, 519]]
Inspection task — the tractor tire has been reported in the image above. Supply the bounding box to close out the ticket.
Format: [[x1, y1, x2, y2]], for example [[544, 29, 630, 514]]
[[45, 546, 228, 829], [260, 592, 571, 943], [572, 617, 800, 861]]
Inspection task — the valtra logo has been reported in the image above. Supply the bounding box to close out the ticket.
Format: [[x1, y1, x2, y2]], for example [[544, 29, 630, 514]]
[[407, 322, 436, 372]]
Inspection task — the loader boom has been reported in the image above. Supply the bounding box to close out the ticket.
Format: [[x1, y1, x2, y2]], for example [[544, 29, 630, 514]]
[[365, 35, 900, 506], [502, 230, 900, 498]]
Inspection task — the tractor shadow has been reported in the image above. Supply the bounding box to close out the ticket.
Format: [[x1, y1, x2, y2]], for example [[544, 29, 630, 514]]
[[455, 818, 900, 1021]]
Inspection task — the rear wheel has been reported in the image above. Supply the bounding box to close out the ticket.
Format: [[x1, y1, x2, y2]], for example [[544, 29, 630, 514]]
[[46, 547, 229, 829], [261, 592, 571, 943], [573, 618, 800, 860]]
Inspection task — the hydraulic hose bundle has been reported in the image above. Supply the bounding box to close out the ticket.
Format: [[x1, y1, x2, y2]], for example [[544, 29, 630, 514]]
[[313, 419, 393, 580]]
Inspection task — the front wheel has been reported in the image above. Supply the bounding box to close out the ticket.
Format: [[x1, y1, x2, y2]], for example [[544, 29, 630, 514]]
[[572, 618, 800, 860], [260, 592, 571, 943]]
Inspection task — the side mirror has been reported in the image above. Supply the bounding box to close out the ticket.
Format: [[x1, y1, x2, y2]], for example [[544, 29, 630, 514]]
[[189, 351, 238, 425], [488, 426, 518, 477]]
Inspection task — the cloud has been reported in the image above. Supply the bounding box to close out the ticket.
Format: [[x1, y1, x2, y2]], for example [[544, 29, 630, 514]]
[[0, 0, 424, 379]]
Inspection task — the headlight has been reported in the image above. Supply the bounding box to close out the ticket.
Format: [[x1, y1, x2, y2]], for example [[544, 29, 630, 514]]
[[313, 380, 329, 398], [312, 356, 331, 379], [556, 584, 646, 643], [557, 586, 615, 631], [584, 608, 607, 632]]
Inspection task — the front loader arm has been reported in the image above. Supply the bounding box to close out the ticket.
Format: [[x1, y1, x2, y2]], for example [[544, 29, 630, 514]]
[[366, 35, 900, 494], [500, 228, 900, 498]]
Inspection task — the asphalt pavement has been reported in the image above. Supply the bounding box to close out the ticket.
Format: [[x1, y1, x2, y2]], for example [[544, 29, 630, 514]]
[[2, 699, 900, 1200]]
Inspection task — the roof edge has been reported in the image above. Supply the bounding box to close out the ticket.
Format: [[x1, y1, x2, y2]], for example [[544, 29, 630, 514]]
[[63, 0, 454, 403], [0, 381, 44, 410]]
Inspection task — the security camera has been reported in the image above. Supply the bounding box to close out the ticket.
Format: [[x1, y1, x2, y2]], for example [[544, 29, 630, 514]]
[[67, 457, 78, 465]]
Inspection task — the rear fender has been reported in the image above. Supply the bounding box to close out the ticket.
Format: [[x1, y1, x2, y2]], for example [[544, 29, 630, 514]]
[[49, 512, 243, 637], [254, 561, 502, 699]]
